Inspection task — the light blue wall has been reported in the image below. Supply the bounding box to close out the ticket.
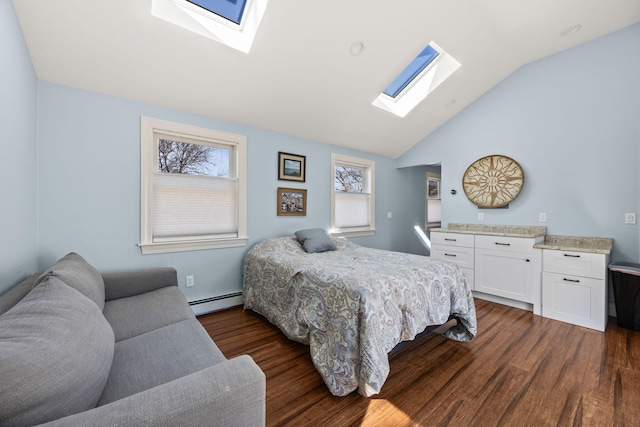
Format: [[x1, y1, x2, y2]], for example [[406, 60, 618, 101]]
[[0, 0, 38, 294], [398, 23, 640, 264], [35, 82, 424, 302]]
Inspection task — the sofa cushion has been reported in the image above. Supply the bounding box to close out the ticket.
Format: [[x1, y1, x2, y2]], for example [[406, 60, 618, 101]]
[[0, 272, 41, 315], [103, 286, 195, 341], [34, 252, 105, 311], [0, 276, 115, 426], [98, 318, 225, 405]]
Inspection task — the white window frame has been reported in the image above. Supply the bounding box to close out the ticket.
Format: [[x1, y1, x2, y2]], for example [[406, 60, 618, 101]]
[[140, 116, 247, 254], [330, 153, 375, 237], [151, 0, 269, 53], [372, 41, 461, 118]]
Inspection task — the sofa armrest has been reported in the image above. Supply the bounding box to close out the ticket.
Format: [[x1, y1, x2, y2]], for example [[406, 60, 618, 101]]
[[102, 268, 178, 301], [38, 355, 266, 427]]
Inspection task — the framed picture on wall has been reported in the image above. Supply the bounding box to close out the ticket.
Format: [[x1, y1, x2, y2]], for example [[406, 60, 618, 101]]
[[278, 152, 306, 182], [427, 178, 440, 199], [277, 187, 307, 216]]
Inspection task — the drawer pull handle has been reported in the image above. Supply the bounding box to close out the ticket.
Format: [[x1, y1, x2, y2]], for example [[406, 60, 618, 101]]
[[525, 259, 530, 262], [444, 253, 457, 257], [444, 238, 457, 242], [564, 254, 581, 258], [563, 278, 580, 283], [495, 242, 511, 246]]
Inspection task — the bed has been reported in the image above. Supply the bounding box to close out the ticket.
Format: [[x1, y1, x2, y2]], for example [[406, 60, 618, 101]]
[[242, 233, 477, 397]]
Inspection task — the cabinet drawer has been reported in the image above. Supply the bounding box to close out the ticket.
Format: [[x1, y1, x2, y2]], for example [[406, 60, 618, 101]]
[[431, 244, 475, 269], [475, 235, 536, 253], [542, 250, 607, 279], [431, 232, 474, 248], [542, 272, 607, 331]]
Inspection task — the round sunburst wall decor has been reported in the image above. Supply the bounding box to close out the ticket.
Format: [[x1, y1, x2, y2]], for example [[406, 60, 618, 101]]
[[462, 154, 524, 208]]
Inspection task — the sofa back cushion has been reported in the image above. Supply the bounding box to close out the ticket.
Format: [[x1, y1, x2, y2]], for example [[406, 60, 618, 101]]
[[34, 252, 105, 311], [0, 272, 41, 316], [0, 276, 115, 426]]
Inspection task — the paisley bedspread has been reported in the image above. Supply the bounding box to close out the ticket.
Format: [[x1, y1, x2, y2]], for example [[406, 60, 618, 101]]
[[242, 237, 477, 397]]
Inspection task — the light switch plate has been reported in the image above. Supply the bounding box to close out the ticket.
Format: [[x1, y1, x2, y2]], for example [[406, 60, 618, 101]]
[[625, 213, 636, 224]]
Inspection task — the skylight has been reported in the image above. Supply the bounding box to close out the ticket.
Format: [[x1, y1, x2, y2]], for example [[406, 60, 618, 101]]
[[152, 0, 268, 53], [383, 45, 439, 98], [372, 41, 460, 118], [186, 0, 247, 25]]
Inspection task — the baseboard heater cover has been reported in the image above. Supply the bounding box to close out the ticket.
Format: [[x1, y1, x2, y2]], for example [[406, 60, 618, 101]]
[[189, 292, 244, 316]]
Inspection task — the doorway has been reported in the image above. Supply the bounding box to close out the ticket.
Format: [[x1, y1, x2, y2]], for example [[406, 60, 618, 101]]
[[426, 165, 441, 231]]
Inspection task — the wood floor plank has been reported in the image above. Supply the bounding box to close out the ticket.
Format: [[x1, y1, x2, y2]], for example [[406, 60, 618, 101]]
[[198, 299, 640, 426]]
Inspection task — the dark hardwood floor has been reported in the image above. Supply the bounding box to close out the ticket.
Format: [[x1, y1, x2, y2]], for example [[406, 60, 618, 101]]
[[197, 299, 640, 426]]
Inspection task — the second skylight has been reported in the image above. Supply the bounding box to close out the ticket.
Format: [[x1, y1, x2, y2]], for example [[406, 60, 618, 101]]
[[186, 0, 247, 25], [372, 41, 460, 118], [383, 45, 439, 98]]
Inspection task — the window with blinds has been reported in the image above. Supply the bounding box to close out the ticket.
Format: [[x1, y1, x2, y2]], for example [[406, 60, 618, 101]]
[[331, 153, 375, 237], [140, 117, 247, 254]]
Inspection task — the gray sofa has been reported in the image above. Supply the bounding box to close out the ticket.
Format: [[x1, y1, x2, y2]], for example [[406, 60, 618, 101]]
[[0, 253, 265, 426]]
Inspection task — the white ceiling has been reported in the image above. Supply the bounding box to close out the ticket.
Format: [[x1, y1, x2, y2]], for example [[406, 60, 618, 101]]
[[13, 0, 640, 158]]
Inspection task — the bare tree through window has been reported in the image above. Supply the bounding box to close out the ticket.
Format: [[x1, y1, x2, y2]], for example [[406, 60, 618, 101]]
[[335, 166, 363, 192], [158, 139, 229, 177]]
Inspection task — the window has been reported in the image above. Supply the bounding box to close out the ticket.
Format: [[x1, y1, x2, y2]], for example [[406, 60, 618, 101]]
[[372, 41, 461, 118], [331, 153, 375, 237], [186, 0, 247, 25], [151, 0, 269, 53], [383, 45, 439, 98], [140, 117, 247, 254]]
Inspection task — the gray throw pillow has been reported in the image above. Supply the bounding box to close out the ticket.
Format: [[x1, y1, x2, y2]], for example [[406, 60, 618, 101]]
[[295, 228, 329, 244], [295, 228, 337, 253], [0, 276, 115, 426], [303, 236, 338, 253], [34, 252, 105, 311]]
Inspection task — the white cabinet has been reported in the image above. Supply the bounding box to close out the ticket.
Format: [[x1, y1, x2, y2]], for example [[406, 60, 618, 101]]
[[431, 231, 543, 311], [431, 231, 475, 289], [541, 250, 609, 331], [474, 235, 543, 314]]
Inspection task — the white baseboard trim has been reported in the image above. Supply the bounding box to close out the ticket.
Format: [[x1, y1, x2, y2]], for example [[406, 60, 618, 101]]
[[189, 292, 244, 316], [472, 291, 533, 313], [473, 292, 620, 319]]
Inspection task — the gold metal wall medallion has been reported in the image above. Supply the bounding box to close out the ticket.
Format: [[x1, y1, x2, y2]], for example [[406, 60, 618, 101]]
[[462, 154, 524, 208]]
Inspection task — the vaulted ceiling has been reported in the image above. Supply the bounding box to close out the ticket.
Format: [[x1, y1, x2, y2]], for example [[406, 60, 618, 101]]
[[13, 0, 640, 158]]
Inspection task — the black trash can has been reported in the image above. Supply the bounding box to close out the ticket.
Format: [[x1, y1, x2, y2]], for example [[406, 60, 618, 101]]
[[609, 262, 640, 330]]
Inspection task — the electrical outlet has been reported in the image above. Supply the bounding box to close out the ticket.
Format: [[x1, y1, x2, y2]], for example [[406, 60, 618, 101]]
[[186, 275, 195, 287], [625, 213, 636, 224], [478, 212, 484, 221], [387, 212, 393, 219], [539, 212, 547, 222]]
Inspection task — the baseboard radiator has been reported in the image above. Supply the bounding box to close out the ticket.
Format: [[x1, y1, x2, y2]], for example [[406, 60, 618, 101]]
[[189, 292, 244, 316]]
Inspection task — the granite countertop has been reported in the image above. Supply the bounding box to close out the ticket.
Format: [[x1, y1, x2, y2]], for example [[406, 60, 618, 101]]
[[533, 235, 613, 255], [431, 223, 547, 238]]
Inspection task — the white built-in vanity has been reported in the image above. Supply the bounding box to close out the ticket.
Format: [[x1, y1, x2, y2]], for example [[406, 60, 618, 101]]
[[431, 223, 613, 331]]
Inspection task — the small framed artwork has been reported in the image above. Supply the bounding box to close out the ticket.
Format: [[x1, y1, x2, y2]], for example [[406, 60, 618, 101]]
[[427, 178, 440, 199], [277, 187, 307, 216], [278, 152, 306, 182]]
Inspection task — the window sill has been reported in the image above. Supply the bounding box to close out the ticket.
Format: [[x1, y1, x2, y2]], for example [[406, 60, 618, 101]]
[[330, 229, 376, 238], [139, 237, 248, 254]]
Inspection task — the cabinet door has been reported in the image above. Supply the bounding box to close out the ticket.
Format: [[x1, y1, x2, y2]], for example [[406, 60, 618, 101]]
[[542, 272, 606, 331], [475, 248, 535, 302]]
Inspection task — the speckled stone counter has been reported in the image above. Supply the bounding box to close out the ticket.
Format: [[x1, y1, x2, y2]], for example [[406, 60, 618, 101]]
[[534, 234, 613, 255], [432, 223, 547, 238]]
